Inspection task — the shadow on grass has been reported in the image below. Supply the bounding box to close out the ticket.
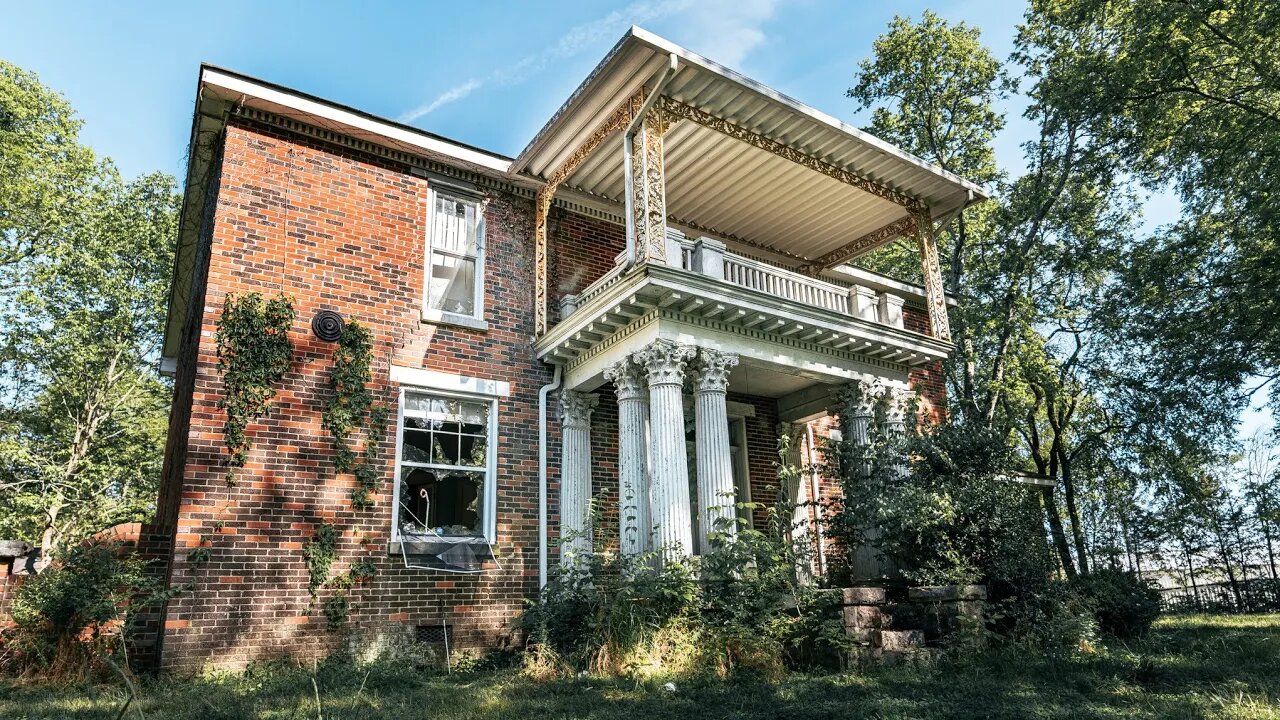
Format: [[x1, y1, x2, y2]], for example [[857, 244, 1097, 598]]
[[2, 614, 1277, 720]]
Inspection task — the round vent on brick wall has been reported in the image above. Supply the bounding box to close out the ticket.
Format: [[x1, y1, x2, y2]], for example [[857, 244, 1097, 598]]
[[311, 310, 345, 342]]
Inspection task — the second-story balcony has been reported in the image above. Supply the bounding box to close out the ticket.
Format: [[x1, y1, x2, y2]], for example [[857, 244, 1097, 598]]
[[536, 231, 952, 392], [515, 28, 986, 398]]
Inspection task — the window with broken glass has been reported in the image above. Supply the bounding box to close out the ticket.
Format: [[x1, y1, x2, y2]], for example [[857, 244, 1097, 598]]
[[394, 391, 495, 541], [423, 188, 485, 325]]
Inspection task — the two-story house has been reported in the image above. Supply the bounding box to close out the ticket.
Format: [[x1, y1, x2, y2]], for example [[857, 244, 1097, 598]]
[[140, 27, 987, 672]]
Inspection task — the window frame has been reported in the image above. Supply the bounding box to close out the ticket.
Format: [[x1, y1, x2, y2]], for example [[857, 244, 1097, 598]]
[[390, 385, 499, 544], [421, 186, 487, 330]]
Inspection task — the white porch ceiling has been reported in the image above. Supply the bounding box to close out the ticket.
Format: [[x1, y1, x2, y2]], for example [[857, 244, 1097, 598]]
[[513, 27, 989, 263]]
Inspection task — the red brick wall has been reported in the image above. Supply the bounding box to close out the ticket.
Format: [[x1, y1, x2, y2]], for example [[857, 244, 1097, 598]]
[[158, 119, 554, 672], [903, 304, 947, 425], [548, 208, 626, 320]]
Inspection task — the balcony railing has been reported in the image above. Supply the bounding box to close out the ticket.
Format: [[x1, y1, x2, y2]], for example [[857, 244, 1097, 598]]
[[561, 234, 912, 333], [675, 234, 907, 330]]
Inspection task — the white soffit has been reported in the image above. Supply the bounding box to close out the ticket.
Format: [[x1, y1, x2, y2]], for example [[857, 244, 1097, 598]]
[[200, 68, 513, 176], [512, 27, 989, 262]]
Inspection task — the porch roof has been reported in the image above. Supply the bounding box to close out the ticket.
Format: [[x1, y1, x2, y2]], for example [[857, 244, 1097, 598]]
[[512, 27, 990, 264]]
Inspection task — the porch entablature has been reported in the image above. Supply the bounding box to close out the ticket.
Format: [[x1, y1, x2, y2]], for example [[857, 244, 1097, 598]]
[[535, 239, 948, 393]]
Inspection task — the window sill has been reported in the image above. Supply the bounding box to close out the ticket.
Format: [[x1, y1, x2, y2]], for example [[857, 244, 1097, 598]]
[[421, 310, 488, 332], [388, 538, 492, 555]]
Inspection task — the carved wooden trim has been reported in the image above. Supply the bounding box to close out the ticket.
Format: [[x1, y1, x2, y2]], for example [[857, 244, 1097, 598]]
[[915, 209, 951, 342], [656, 97, 924, 213], [808, 215, 917, 271], [536, 89, 648, 335]]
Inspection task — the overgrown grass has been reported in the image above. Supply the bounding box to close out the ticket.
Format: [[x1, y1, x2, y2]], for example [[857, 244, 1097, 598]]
[[3, 614, 1277, 719]]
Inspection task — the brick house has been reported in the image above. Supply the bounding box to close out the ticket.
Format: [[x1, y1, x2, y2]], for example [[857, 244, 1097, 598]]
[[143, 27, 987, 672]]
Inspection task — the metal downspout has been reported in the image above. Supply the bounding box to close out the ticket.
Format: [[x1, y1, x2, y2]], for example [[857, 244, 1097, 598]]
[[538, 364, 563, 590]]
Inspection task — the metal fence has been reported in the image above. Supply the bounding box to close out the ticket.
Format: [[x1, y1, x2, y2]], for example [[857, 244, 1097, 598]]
[[1159, 577, 1280, 613]]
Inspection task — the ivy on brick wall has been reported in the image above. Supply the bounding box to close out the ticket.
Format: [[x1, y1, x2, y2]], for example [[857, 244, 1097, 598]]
[[321, 320, 390, 509], [215, 292, 296, 486], [302, 523, 378, 630]]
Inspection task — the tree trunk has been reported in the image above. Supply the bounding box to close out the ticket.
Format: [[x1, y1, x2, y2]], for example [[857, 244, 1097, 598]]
[[1183, 543, 1201, 610], [1041, 486, 1077, 580], [1060, 457, 1090, 576]]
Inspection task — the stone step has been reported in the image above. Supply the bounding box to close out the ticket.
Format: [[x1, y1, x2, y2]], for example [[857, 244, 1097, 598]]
[[878, 629, 926, 651]]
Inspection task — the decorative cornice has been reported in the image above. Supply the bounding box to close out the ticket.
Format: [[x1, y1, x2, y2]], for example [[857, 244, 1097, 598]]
[[559, 390, 599, 430], [691, 348, 739, 393], [656, 97, 924, 212], [808, 216, 917, 271], [636, 339, 695, 386]]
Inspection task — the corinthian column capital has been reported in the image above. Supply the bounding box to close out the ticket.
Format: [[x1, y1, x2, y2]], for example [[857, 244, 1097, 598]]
[[691, 348, 739, 394], [604, 356, 648, 402], [833, 379, 883, 418], [636, 339, 695, 387], [878, 387, 914, 427], [559, 390, 599, 431]]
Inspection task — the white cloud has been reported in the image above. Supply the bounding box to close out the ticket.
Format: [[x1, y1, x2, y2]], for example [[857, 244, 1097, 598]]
[[670, 0, 780, 69], [398, 0, 783, 123], [400, 79, 482, 123]]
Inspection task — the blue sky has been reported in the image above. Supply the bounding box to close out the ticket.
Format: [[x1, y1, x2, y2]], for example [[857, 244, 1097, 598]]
[[1, 0, 1269, 439]]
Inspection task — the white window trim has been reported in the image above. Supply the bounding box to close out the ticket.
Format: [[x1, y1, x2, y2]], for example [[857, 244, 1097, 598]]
[[390, 384, 499, 545], [422, 187, 488, 331]]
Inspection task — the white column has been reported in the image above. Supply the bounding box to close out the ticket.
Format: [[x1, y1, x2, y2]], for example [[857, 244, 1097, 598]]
[[604, 356, 650, 557], [559, 390, 598, 564], [879, 387, 914, 479], [692, 348, 739, 550], [833, 380, 885, 580], [636, 339, 696, 559]]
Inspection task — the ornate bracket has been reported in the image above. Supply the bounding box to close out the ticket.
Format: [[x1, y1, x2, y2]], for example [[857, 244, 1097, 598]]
[[535, 89, 648, 335]]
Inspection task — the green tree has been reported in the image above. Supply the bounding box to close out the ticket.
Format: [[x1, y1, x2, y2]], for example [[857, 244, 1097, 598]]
[[847, 11, 1006, 416], [0, 63, 178, 560], [0, 61, 96, 276], [1023, 0, 1280, 416]]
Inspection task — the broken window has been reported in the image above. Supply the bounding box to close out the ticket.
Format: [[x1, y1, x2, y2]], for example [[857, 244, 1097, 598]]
[[395, 391, 494, 540], [424, 189, 485, 322]]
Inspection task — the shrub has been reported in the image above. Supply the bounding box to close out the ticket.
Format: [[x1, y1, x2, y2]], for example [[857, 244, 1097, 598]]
[[6, 541, 149, 676], [520, 433, 846, 679], [830, 420, 1053, 592], [1071, 568, 1161, 637]]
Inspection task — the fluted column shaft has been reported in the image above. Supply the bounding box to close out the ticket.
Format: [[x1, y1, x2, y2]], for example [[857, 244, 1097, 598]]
[[637, 340, 696, 559], [559, 390, 598, 564], [879, 387, 913, 479], [605, 357, 650, 556], [693, 349, 739, 551]]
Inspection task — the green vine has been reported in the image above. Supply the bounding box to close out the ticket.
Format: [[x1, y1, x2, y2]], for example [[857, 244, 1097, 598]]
[[302, 523, 378, 630], [322, 320, 389, 508], [303, 523, 338, 599], [215, 292, 296, 486]]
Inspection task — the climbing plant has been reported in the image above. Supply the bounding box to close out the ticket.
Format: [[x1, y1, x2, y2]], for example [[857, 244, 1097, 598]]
[[303, 523, 338, 600], [302, 523, 378, 630], [321, 320, 390, 508], [215, 292, 296, 486]]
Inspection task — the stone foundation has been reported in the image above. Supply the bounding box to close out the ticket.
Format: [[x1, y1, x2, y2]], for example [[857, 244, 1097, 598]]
[[841, 584, 986, 665]]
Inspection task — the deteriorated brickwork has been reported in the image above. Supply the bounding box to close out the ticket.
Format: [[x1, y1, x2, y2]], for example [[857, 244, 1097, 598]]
[[903, 304, 947, 426]]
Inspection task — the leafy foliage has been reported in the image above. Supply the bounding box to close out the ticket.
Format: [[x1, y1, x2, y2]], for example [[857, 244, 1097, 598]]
[[304, 523, 338, 600], [1071, 568, 1161, 638], [214, 292, 295, 485], [322, 320, 390, 509], [521, 435, 845, 679], [0, 64, 178, 558]]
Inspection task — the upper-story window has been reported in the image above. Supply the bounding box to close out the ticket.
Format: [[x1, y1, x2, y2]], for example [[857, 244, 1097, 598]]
[[423, 188, 486, 328]]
